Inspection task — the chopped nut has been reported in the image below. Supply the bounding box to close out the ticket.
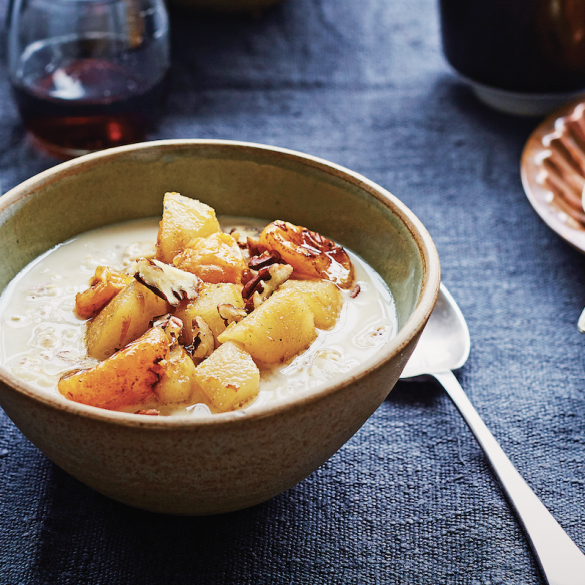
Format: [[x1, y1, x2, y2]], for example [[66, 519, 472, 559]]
[[186, 316, 214, 359], [242, 266, 271, 301], [241, 269, 254, 285], [134, 409, 160, 416], [134, 259, 200, 306], [152, 314, 184, 347], [248, 250, 283, 270], [350, 284, 361, 298], [218, 303, 248, 327], [244, 263, 293, 311]]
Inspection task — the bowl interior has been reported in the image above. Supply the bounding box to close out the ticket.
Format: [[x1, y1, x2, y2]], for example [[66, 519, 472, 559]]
[[0, 142, 426, 333]]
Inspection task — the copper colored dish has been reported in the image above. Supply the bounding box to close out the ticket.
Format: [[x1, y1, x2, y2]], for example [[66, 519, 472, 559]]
[[522, 100, 585, 252]]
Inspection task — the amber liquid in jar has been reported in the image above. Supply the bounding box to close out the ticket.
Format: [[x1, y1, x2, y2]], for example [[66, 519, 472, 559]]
[[12, 58, 169, 158]]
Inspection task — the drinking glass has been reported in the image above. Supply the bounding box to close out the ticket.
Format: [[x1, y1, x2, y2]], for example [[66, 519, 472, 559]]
[[6, 0, 170, 157]]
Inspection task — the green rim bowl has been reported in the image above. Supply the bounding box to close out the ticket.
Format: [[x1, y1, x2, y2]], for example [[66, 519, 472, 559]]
[[0, 140, 440, 515]]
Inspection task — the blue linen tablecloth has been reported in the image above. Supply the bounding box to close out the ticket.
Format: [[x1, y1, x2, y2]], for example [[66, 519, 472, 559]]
[[1, 1, 585, 583]]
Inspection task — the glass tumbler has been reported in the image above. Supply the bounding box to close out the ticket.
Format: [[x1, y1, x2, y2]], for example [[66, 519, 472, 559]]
[[6, 0, 170, 157]]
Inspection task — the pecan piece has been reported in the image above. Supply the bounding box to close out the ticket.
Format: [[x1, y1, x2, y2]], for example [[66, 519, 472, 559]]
[[218, 303, 248, 327], [134, 259, 200, 306], [242, 266, 272, 301], [245, 263, 293, 311], [350, 284, 361, 298], [134, 409, 160, 416], [248, 250, 283, 270], [185, 316, 214, 359], [241, 269, 254, 285], [151, 314, 183, 347]]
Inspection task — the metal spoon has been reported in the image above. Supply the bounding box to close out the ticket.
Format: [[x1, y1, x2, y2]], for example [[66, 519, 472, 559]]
[[577, 308, 585, 333], [400, 284, 585, 585]]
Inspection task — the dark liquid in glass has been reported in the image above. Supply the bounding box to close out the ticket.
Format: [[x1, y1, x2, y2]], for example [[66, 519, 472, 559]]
[[12, 58, 168, 158]]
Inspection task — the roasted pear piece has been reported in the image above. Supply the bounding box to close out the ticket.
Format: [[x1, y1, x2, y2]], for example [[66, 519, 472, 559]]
[[86, 280, 169, 360], [279, 279, 342, 330], [259, 220, 354, 289], [218, 289, 316, 364], [173, 232, 248, 284], [156, 192, 221, 263], [155, 345, 210, 406], [134, 258, 200, 306], [58, 327, 169, 410], [75, 266, 133, 319], [193, 341, 260, 412]]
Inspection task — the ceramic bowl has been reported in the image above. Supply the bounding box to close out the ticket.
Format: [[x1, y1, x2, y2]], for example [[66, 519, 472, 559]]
[[0, 140, 440, 515]]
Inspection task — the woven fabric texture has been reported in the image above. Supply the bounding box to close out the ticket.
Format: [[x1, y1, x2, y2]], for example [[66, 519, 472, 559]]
[[1, 1, 584, 584]]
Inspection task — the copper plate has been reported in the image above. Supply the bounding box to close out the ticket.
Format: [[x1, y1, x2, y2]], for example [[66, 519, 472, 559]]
[[521, 99, 585, 252]]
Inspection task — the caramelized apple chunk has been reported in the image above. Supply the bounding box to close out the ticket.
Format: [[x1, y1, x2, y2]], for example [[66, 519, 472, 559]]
[[279, 279, 342, 330], [58, 327, 169, 410], [193, 341, 260, 412], [173, 232, 248, 284], [75, 266, 133, 319], [86, 280, 169, 360], [156, 192, 221, 263], [259, 220, 354, 288], [155, 345, 210, 406], [218, 289, 316, 364]]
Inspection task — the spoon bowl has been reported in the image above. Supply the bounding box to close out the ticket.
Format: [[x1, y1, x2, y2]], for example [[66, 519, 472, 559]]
[[401, 285, 469, 378], [400, 284, 585, 585]]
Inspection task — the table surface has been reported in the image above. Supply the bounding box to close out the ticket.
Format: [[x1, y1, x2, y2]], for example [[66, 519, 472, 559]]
[[1, 1, 585, 584]]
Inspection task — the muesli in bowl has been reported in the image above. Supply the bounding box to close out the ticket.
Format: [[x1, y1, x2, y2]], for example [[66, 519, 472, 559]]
[[1, 192, 397, 417]]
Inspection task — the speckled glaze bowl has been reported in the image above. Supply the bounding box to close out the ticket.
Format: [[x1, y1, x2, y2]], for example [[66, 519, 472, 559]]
[[0, 140, 440, 515]]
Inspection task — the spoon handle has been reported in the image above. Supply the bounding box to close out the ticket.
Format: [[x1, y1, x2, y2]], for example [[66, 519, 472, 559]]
[[433, 370, 585, 585]]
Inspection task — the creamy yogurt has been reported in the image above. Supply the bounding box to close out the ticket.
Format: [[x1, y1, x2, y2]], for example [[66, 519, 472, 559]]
[[0, 218, 397, 416]]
